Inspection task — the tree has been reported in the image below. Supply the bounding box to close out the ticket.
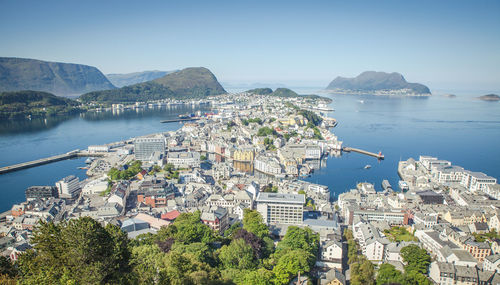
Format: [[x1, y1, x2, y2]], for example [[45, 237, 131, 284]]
[[169, 212, 215, 244], [0, 256, 17, 277], [350, 257, 375, 285], [376, 263, 403, 285], [400, 245, 431, 274], [219, 238, 258, 270], [275, 226, 319, 266], [233, 229, 265, 258], [272, 249, 312, 285], [17, 217, 131, 284], [402, 270, 432, 285], [242, 268, 273, 285], [242, 209, 269, 239]]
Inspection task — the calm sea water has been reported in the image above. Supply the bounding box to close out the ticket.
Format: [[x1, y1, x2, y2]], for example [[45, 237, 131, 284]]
[[0, 92, 499, 212], [0, 105, 211, 212]]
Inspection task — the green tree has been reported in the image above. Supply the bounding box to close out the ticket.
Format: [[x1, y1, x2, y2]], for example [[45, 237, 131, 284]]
[[272, 249, 312, 285], [17, 217, 131, 284], [242, 268, 273, 285], [275, 226, 319, 266], [219, 238, 258, 270], [376, 263, 403, 285], [400, 245, 431, 274], [351, 257, 375, 285], [242, 209, 269, 239]]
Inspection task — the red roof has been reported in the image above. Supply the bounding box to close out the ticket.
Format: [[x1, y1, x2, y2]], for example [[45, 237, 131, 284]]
[[161, 210, 180, 221]]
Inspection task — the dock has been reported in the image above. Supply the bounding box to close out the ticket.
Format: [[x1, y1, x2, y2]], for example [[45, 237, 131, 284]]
[[0, 150, 104, 175], [161, 118, 200, 123], [342, 147, 385, 160]]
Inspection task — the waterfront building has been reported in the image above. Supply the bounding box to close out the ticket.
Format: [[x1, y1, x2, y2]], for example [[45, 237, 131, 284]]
[[55, 175, 80, 198], [87, 145, 110, 153], [460, 171, 497, 192], [25, 186, 58, 200], [255, 192, 305, 225], [233, 147, 255, 162], [134, 136, 166, 161]]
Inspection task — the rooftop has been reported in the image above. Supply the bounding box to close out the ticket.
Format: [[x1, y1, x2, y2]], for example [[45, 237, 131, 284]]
[[256, 192, 305, 204]]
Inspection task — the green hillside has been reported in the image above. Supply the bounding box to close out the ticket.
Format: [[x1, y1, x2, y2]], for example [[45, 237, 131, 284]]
[[0, 90, 81, 119], [80, 67, 226, 103]]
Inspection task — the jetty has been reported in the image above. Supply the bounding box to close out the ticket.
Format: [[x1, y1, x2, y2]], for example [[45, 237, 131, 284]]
[[0, 150, 104, 175], [161, 118, 200, 123], [342, 147, 385, 160]]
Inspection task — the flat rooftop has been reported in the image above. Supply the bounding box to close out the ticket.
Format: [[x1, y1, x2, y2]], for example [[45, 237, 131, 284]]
[[256, 192, 305, 204]]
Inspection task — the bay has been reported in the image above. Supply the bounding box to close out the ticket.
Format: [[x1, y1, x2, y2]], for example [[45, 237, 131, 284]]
[[0, 91, 499, 212]]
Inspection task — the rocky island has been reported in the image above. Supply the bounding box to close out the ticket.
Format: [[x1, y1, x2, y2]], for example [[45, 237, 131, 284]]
[[325, 71, 431, 96], [478, 94, 500, 101]]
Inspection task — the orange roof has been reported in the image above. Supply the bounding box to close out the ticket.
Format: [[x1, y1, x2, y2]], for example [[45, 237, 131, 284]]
[[161, 210, 180, 221]]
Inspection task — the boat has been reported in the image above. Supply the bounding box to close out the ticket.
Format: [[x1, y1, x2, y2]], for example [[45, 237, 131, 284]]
[[85, 158, 94, 164], [364, 164, 371, 169], [357, 100, 365, 104], [398, 180, 409, 192], [382, 179, 392, 191]]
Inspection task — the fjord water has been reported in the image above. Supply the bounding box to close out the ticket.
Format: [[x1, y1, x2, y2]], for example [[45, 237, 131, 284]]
[[304, 92, 500, 198], [0, 105, 211, 212], [0, 93, 499, 211]]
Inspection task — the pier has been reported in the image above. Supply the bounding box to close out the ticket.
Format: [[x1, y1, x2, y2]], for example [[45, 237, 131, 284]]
[[161, 118, 200, 123], [342, 147, 385, 160], [0, 150, 104, 175]]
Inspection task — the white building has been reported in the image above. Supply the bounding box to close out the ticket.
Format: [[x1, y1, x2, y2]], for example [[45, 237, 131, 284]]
[[55, 175, 80, 198], [166, 151, 200, 168], [88, 145, 110, 153], [134, 136, 166, 161], [254, 155, 282, 175], [460, 171, 497, 192], [256, 192, 305, 225]]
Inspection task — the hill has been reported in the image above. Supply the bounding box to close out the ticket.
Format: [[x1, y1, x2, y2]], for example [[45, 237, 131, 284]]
[[326, 71, 431, 95], [246, 88, 273, 95], [106, 70, 177, 87], [0, 57, 115, 96], [80, 67, 226, 103], [0, 90, 81, 119], [478, 94, 500, 101], [245, 87, 332, 102]]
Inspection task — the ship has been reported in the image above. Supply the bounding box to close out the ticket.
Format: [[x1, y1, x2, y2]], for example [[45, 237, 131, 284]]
[[382, 180, 392, 191]]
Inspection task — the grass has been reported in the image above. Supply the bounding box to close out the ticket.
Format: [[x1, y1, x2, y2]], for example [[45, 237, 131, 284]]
[[384, 226, 418, 242]]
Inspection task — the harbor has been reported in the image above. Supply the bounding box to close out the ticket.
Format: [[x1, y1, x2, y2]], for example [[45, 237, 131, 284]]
[[0, 150, 104, 175], [342, 146, 385, 160]]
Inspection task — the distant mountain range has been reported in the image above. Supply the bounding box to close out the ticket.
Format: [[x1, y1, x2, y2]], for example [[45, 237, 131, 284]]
[[80, 67, 226, 103], [326, 71, 431, 96], [0, 57, 115, 96], [106, 70, 178, 87]]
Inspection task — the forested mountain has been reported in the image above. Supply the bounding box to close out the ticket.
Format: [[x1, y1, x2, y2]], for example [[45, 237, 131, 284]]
[[80, 67, 226, 103], [0, 57, 115, 96]]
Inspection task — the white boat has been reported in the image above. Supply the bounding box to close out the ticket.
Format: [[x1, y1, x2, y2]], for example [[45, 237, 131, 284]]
[[364, 164, 371, 169], [357, 100, 365, 104]]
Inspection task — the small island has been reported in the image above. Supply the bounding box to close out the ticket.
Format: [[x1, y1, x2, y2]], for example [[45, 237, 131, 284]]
[[325, 71, 431, 96], [478, 94, 500, 101]]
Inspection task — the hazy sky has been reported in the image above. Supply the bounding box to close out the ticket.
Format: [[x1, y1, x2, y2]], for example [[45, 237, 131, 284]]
[[1, 0, 499, 90]]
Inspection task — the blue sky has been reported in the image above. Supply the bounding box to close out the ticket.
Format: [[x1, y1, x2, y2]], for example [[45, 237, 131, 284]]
[[1, 0, 499, 91]]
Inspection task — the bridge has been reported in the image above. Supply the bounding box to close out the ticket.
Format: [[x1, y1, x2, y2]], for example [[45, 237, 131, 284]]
[[342, 147, 384, 160], [0, 150, 104, 175]]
